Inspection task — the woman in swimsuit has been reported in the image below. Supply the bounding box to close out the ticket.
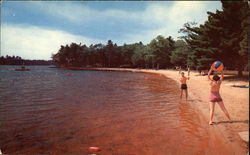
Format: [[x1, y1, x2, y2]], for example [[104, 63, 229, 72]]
[[208, 67, 231, 125]]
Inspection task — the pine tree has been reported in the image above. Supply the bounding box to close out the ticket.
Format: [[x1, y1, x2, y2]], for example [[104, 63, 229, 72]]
[[179, 1, 249, 76]]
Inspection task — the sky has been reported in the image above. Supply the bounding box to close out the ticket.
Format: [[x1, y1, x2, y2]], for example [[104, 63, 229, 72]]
[[1, 1, 222, 60]]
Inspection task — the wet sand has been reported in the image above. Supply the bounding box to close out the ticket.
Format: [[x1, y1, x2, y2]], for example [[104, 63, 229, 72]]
[[70, 67, 248, 154]]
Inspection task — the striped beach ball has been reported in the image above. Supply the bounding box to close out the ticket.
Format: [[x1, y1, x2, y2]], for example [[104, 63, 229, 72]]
[[212, 61, 224, 72]]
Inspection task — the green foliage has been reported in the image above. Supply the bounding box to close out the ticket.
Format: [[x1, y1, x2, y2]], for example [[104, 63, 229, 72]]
[[131, 43, 147, 68], [52, 43, 87, 67], [148, 35, 175, 69], [170, 40, 190, 67], [0, 55, 54, 65], [52, 36, 178, 69]]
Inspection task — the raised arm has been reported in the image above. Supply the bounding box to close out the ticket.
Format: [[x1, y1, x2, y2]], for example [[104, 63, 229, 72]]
[[208, 68, 213, 81], [220, 69, 224, 81], [187, 67, 190, 80]]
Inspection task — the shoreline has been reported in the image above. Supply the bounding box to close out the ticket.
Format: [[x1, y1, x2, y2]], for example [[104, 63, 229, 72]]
[[56, 67, 248, 154]]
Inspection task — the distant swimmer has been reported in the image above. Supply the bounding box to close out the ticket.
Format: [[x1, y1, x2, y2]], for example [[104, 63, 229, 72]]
[[65, 72, 72, 76], [208, 66, 231, 125], [179, 67, 190, 100]]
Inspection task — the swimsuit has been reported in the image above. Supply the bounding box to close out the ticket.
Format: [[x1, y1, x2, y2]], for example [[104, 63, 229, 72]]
[[209, 91, 223, 102], [181, 84, 187, 89]]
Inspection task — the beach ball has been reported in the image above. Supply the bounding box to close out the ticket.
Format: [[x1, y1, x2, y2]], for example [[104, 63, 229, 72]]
[[211, 61, 224, 72]]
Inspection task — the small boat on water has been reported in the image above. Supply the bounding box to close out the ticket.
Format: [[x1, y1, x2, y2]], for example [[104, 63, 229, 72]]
[[14, 67, 30, 71], [9, 63, 30, 71], [9, 67, 30, 71]]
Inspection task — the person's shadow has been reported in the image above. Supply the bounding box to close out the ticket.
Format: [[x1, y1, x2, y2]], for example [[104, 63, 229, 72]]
[[213, 120, 249, 125], [232, 85, 249, 88]]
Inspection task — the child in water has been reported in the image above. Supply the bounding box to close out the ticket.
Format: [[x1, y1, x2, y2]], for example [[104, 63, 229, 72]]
[[179, 68, 190, 100], [208, 67, 231, 125]]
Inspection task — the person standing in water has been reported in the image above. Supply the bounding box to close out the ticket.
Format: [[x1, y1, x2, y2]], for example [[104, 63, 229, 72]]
[[21, 62, 25, 69], [179, 67, 190, 100], [208, 67, 231, 125]]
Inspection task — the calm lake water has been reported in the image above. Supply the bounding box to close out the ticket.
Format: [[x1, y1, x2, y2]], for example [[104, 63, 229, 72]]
[[0, 66, 230, 154]]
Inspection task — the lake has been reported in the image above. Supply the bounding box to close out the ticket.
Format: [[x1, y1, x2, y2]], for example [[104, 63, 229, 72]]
[[0, 66, 230, 154]]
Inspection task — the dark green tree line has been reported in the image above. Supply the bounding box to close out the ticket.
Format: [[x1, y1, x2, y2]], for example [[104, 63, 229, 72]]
[[0, 55, 54, 65], [52, 36, 179, 69]]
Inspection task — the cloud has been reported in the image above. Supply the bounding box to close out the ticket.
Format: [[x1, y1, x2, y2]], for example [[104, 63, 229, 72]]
[[37, 1, 220, 43], [1, 1, 222, 59], [115, 1, 222, 44], [40, 1, 219, 26], [17, 1, 221, 42], [1, 24, 103, 60]]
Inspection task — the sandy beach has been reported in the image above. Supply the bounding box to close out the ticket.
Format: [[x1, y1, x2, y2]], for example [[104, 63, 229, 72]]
[[69, 67, 248, 154], [143, 69, 249, 154]]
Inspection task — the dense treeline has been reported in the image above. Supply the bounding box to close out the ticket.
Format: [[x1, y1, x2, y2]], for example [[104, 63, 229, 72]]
[[51, 1, 247, 76], [52, 36, 177, 69], [0, 55, 54, 65]]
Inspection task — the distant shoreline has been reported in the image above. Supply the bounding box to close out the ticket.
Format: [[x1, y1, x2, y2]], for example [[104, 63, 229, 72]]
[[53, 66, 249, 78], [52, 66, 162, 74]]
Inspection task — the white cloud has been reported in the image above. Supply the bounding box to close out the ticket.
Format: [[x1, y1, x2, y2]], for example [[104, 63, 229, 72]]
[[116, 1, 222, 44], [168, 2, 206, 24], [0, 24, 103, 60]]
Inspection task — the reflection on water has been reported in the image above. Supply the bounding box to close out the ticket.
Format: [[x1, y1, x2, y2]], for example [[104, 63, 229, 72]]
[[0, 66, 229, 154]]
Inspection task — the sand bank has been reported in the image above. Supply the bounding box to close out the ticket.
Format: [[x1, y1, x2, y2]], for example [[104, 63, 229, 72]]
[[58, 67, 249, 154]]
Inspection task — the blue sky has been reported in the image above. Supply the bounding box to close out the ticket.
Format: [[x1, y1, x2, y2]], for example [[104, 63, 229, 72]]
[[1, 1, 222, 60]]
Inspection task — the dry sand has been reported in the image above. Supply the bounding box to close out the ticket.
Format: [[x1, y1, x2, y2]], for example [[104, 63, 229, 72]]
[[87, 68, 249, 154]]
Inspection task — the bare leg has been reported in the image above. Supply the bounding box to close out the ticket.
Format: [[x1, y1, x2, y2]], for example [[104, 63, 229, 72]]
[[209, 102, 215, 125], [185, 89, 188, 100], [180, 89, 183, 99], [217, 101, 231, 121]]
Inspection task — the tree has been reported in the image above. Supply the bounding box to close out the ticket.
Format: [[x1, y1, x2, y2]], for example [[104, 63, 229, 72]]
[[218, 1, 249, 76], [120, 44, 135, 67], [105, 40, 114, 67], [131, 42, 147, 68], [170, 40, 190, 67], [52, 43, 87, 67], [93, 43, 106, 67], [148, 35, 174, 69]]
